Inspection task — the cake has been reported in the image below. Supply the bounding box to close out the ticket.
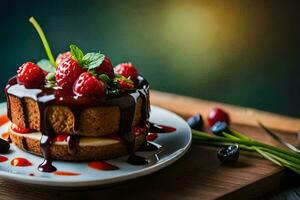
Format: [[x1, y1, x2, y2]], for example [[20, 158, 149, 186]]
[[4, 17, 150, 172]]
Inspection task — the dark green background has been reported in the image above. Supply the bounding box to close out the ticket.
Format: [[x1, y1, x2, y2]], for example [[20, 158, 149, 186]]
[[1, 0, 299, 117]]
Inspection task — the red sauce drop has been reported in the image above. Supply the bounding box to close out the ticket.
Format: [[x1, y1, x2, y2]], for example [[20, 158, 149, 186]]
[[11, 124, 31, 134], [1, 132, 9, 140], [0, 155, 8, 162], [149, 123, 176, 133], [0, 115, 9, 126], [146, 132, 158, 141], [11, 157, 32, 167], [88, 161, 119, 171], [29, 173, 35, 176], [53, 171, 80, 176], [132, 126, 148, 136], [54, 134, 68, 142]]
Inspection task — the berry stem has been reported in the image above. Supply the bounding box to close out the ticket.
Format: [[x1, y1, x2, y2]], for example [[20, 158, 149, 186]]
[[29, 17, 56, 67]]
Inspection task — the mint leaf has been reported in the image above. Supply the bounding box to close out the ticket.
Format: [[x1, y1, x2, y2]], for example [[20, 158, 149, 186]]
[[46, 72, 55, 81], [70, 44, 84, 63], [82, 52, 105, 69], [37, 59, 55, 73], [99, 74, 110, 83]]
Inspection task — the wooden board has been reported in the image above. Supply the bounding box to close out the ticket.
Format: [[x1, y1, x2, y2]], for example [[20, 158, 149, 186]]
[[0, 91, 298, 199]]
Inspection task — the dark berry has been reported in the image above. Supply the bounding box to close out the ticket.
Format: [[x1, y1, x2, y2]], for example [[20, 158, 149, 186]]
[[187, 113, 203, 131], [217, 144, 239, 165], [211, 121, 228, 136], [17, 62, 45, 88], [207, 107, 230, 127], [114, 62, 138, 81], [0, 138, 10, 153]]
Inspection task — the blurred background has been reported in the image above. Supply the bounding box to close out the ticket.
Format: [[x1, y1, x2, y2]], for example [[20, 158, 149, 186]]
[[0, 0, 299, 117]]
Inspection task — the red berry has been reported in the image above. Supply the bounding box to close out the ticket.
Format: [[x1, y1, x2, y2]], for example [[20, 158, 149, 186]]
[[55, 58, 85, 91], [114, 63, 138, 81], [118, 79, 134, 89], [17, 62, 45, 88], [207, 108, 230, 127], [56, 51, 72, 66], [94, 56, 115, 79], [73, 72, 106, 97]]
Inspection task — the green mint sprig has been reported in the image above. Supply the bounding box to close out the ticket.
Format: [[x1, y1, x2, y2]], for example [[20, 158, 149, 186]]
[[192, 129, 300, 175], [70, 44, 105, 70]]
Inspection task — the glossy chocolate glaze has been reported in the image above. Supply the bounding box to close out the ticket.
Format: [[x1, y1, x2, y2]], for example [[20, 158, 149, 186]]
[[5, 75, 150, 171]]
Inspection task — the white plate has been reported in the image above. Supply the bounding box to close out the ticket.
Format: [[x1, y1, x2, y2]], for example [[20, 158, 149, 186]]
[[0, 102, 191, 187]]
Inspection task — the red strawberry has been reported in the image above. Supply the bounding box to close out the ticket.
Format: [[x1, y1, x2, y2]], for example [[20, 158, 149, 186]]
[[94, 56, 115, 79], [17, 62, 45, 88], [117, 79, 134, 89], [55, 58, 85, 91], [73, 72, 106, 97], [114, 62, 138, 81], [56, 51, 72, 66]]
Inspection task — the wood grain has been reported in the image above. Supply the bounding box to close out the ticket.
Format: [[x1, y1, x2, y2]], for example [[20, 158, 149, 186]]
[[150, 90, 300, 133], [0, 91, 299, 199]]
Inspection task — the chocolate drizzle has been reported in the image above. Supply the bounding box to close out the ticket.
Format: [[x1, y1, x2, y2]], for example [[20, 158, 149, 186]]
[[5, 75, 151, 171]]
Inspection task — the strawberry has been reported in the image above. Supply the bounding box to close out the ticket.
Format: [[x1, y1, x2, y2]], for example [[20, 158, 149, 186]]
[[17, 62, 45, 88], [56, 51, 71, 66], [55, 58, 85, 91], [118, 79, 134, 89], [94, 56, 115, 79], [73, 72, 106, 97], [114, 62, 138, 81]]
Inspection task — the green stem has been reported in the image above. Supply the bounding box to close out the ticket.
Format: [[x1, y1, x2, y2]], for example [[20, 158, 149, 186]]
[[29, 17, 56, 67], [192, 130, 300, 160]]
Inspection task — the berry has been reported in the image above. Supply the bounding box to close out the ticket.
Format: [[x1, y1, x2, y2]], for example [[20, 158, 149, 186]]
[[55, 58, 85, 91], [187, 114, 203, 131], [207, 107, 230, 127], [73, 72, 106, 97], [94, 56, 115, 79], [17, 62, 45, 88], [0, 138, 10, 153], [56, 51, 72, 66], [217, 144, 239, 165], [211, 121, 228, 136], [114, 63, 138, 81], [118, 79, 134, 89]]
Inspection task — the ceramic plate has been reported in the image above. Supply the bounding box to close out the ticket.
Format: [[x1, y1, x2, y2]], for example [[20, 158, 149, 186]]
[[0, 102, 191, 187]]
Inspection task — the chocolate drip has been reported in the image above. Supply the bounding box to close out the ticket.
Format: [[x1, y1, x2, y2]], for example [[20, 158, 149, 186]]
[[4, 75, 151, 170], [21, 137, 28, 151], [38, 106, 57, 172]]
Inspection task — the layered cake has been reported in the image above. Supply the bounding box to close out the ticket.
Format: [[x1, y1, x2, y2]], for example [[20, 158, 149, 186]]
[[4, 18, 150, 172]]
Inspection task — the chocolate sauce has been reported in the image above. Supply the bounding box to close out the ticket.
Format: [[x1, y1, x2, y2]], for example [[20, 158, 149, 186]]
[[21, 137, 28, 151], [138, 142, 159, 151], [127, 154, 148, 165], [5, 75, 150, 171]]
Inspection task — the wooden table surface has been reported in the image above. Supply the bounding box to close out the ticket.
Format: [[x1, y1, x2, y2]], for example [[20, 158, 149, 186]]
[[1, 90, 299, 200]]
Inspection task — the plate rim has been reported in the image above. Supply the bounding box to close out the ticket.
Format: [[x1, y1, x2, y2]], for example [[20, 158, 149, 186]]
[[0, 102, 191, 187]]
